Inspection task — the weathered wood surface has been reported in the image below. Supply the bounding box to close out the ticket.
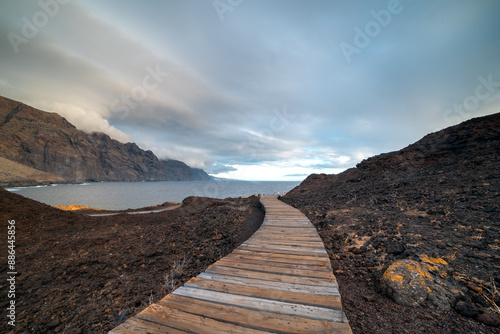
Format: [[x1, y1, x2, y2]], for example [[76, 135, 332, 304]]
[[109, 195, 352, 333]]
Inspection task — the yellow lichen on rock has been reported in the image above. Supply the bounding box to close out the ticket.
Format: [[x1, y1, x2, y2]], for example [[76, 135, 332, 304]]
[[410, 262, 430, 279], [420, 254, 449, 278], [381, 258, 460, 311], [382, 269, 404, 284], [421, 254, 448, 265], [381, 260, 433, 307], [54, 205, 107, 211]]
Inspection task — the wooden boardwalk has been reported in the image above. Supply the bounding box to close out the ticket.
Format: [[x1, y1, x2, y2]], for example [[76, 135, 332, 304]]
[[109, 196, 352, 333]]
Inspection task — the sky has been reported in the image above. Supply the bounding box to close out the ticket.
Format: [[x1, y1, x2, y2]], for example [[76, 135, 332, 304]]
[[1, 0, 499, 181]]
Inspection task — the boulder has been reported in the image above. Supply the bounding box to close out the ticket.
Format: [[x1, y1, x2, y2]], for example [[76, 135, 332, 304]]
[[381, 258, 460, 311], [381, 260, 431, 307]]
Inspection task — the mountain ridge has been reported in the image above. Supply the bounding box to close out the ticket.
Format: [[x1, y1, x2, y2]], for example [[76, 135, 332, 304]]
[[0, 95, 211, 184], [294, 112, 500, 190]]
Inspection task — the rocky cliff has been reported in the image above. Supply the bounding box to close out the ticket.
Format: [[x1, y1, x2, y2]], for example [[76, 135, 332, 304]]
[[0, 96, 211, 183], [289, 112, 500, 193]]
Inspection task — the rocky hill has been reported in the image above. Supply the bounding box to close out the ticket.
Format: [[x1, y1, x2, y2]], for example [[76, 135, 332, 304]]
[[283, 112, 500, 333], [0, 96, 211, 184], [0, 156, 65, 187]]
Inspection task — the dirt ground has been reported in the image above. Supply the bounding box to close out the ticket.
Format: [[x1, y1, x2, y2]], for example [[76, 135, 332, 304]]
[[0, 189, 264, 333]]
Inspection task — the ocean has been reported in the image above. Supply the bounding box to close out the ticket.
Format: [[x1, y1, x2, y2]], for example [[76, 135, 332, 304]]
[[6, 180, 301, 210]]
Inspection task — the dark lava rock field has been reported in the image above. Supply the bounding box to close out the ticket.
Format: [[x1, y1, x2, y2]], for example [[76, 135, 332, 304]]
[[283, 112, 500, 333], [0, 191, 264, 333]]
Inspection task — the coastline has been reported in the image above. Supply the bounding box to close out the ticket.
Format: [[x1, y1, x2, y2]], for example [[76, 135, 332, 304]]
[[4, 180, 300, 210]]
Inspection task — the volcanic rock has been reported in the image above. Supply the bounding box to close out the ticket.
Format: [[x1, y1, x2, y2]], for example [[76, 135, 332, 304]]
[[477, 313, 500, 327], [455, 301, 479, 318], [381, 260, 432, 308]]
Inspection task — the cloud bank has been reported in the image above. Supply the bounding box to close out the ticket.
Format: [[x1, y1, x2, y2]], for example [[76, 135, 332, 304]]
[[1, 0, 499, 180]]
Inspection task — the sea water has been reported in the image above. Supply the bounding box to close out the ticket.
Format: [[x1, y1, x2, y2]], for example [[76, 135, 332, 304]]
[[6, 180, 300, 210]]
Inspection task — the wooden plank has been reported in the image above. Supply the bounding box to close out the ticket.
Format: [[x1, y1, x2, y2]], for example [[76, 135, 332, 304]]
[[264, 219, 310, 222], [249, 237, 323, 244], [248, 235, 324, 244], [244, 239, 326, 248], [221, 254, 333, 270], [213, 261, 336, 279], [251, 232, 319, 238], [262, 221, 312, 225], [259, 226, 315, 231], [108, 316, 187, 334], [263, 220, 310, 224], [251, 232, 318, 238], [260, 227, 315, 230], [217, 257, 334, 274], [261, 222, 312, 226], [231, 247, 330, 264], [250, 233, 320, 239], [251, 233, 322, 241], [253, 231, 319, 237], [254, 230, 318, 236], [184, 277, 343, 309], [257, 225, 317, 231], [227, 249, 329, 261], [225, 256, 331, 269], [250, 237, 323, 243], [264, 217, 310, 220], [206, 265, 336, 286], [197, 272, 340, 296], [240, 243, 326, 253], [245, 243, 325, 251], [240, 243, 327, 254], [172, 286, 345, 322], [161, 294, 352, 334], [255, 226, 317, 232], [234, 245, 328, 256], [136, 303, 270, 334]]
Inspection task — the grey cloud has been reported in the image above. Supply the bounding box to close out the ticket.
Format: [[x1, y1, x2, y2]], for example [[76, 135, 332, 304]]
[[284, 174, 308, 177], [206, 164, 238, 175], [1, 0, 499, 177]]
